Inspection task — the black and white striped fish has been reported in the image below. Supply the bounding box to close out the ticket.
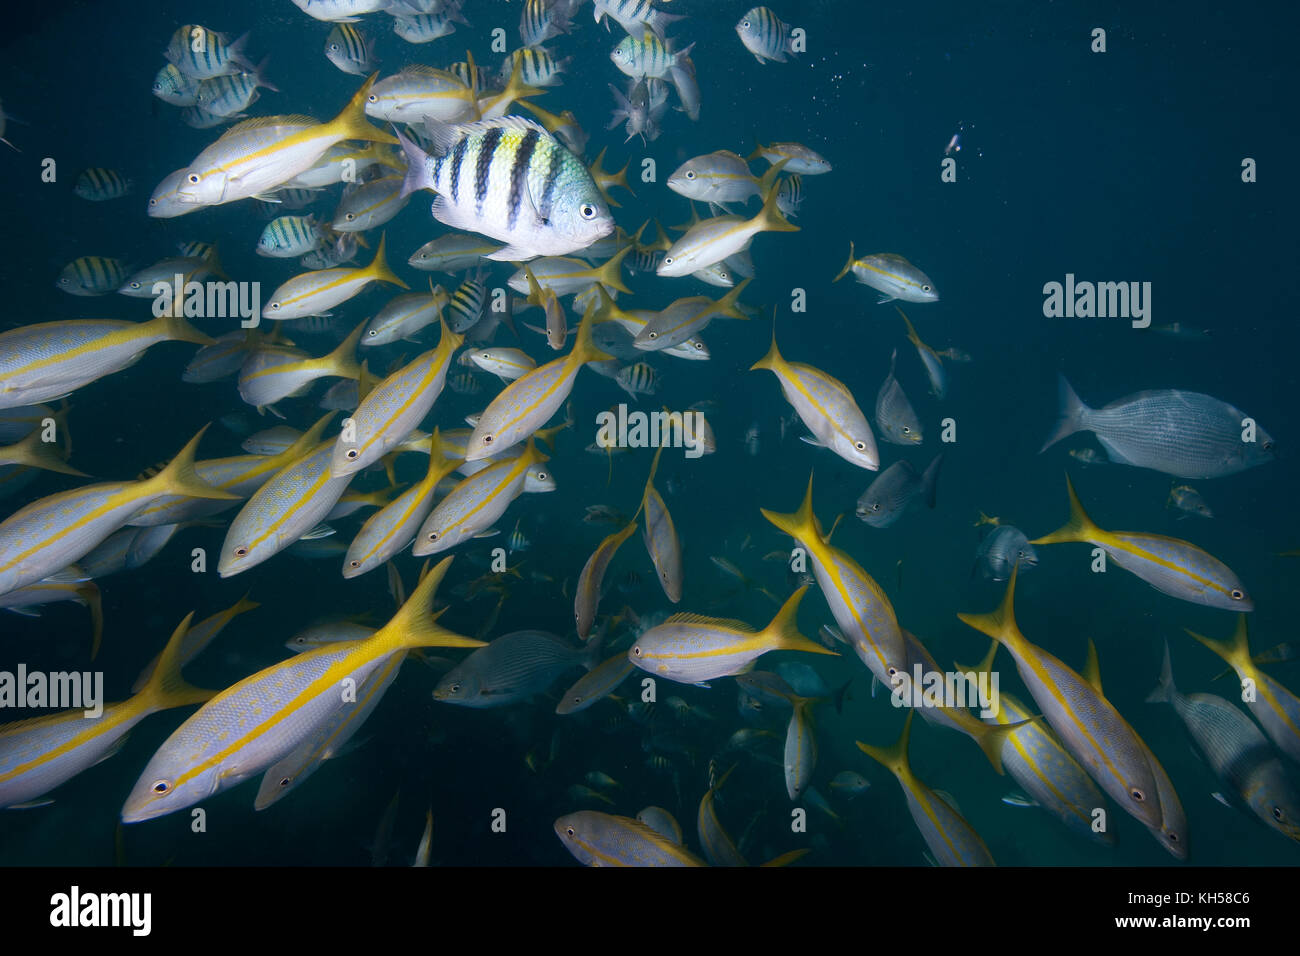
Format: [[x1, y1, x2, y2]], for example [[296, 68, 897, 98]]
[[616, 361, 658, 399], [164, 25, 254, 80], [735, 7, 798, 64], [446, 273, 487, 333], [73, 168, 132, 202], [398, 115, 614, 260], [55, 256, 129, 296], [324, 23, 374, 75]]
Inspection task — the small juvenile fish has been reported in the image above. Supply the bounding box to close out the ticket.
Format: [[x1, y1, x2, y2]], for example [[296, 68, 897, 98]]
[[74, 168, 132, 202], [875, 348, 922, 445], [325, 23, 374, 75], [898, 307, 947, 398], [974, 523, 1038, 582], [735, 6, 798, 65], [1167, 484, 1212, 519], [55, 256, 129, 296], [257, 215, 324, 258], [750, 142, 830, 175]]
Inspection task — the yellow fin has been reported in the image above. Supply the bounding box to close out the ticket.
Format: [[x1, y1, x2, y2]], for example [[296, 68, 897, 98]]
[[1028, 474, 1103, 545], [956, 563, 1026, 654], [326, 73, 398, 145], [135, 613, 217, 712], [832, 240, 857, 283]]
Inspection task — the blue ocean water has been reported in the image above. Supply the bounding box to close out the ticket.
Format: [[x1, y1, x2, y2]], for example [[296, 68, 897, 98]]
[[0, 0, 1297, 866]]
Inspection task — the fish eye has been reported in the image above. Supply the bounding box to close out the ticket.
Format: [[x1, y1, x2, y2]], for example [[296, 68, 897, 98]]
[[580, 203, 597, 219], [278, 777, 291, 787], [349, 560, 360, 568], [1231, 589, 1245, 601], [901, 427, 910, 434], [685, 170, 696, 179], [234, 547, 248, 557], [694, 342, 703, 350], [187, 174, 200, 184], [483, 434, 493, 444], [149, 199, 157, 206], [922, 285, 932, 292], [367, 94, 377, 102], [565, 827, 575, 837], [886, 667, 898, 678], [536, 472, 547, 480], [269, 302, 280, 310], [345, 213, 355, 221], [648, 331, 657, 339], [368, 329, 377, 336], [428, 531, 439, 540], [1273, 806, 1285, 821], [632, 645, 643, 656], [854, 441, 866, 450], [742, 19, 751, 27], [1130, 788, 1146, 803], [663, 256, 674, 264], [152, 780, 171, 794], [130, 281, 141, 290], [330, 43, 339, 51], [1168, 831, 1180, 843], [450, 683, 460, 693], [346, 448, 359, 459]]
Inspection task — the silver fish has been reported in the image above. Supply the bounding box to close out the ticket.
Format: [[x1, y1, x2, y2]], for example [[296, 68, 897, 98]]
[[1041, 376, 1275, 479], [856, 454, 943, 528]]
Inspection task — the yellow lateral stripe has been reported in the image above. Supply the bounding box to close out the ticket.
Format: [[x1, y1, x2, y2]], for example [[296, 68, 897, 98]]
[[7, 325, 153, 378], [0, 703, 138, 783], [169, 641, 381, 791], [213, 124, 335, 179], [276, 268, 367, 309], [492, 360, 573, 438], [445, 457, 530, 533], [1015, 649, 1130, 789], [781, 361, 854, 447], [1100, 532, 1227, 595], [356, 355, 448, 459], [242, 464, 334, 555], [0, 484, 139, 574]]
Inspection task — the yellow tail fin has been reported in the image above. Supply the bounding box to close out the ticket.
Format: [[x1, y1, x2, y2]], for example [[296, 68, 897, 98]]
[[144, 426, 239, 501], [592, 245, 633, 294], [748, 307, 782, 372], [763, 585, 838, 657], [956, 564, 1026, 653], [136, 613, 217, 712], [1185, 614, 1252, 672], [832, 241, 857, 283], [5, 428, 87, 477], [856, 709, 916, 780], [1029, 474, 1104, 545], [154, 311, 215, 347], [328, 73, 398, 145], [754, 175, 799, 235], [570, 299, 615, 366], [759, 471, 824, 546], [365, 233, 409, 290], [383, 557, 485, 651], [715, 277, 752, 321]]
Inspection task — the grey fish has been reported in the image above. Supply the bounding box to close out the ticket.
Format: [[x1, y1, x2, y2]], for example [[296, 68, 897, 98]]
[[1148, 643, 1300, 842], [875, 348, 922, 445], [433, 630, 598, 707], [855, 454, 942, 528], [1041, 376, 1274, 479], [975, 525, 1038, 582]]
